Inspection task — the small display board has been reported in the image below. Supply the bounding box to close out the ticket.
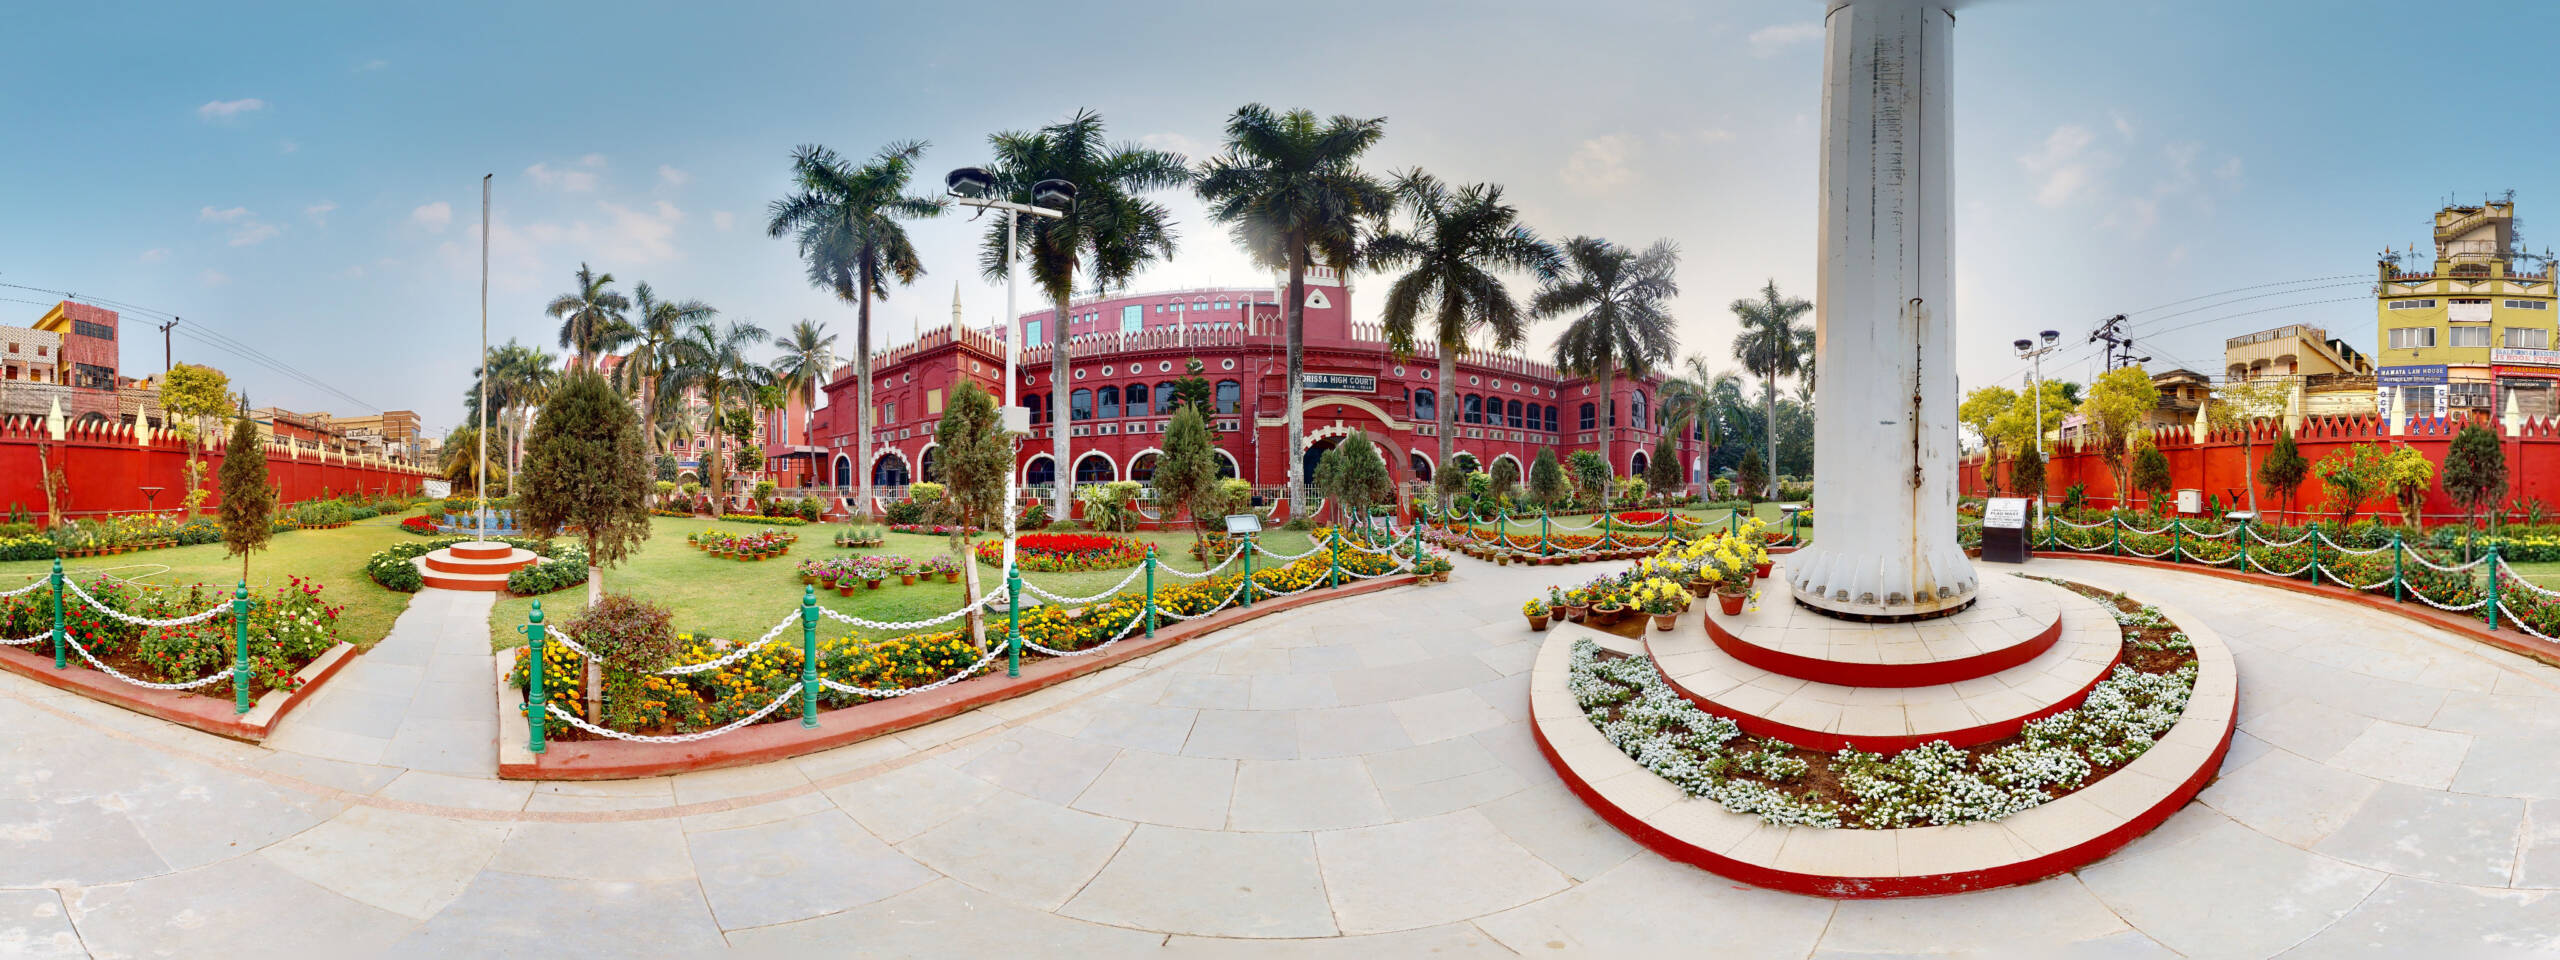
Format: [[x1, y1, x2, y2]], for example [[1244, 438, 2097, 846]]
[[1224, 513, 1263, 535], [1980, 497, 2031, 564], [2176, 489, 2202, 515]]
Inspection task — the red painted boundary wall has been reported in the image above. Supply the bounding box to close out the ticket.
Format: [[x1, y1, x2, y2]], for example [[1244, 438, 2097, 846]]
[[1960, 414, 2560, 522], [0, 415, 433, 518]]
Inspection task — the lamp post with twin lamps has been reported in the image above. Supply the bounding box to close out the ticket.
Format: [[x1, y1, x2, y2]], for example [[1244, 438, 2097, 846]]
[[2012, 329, 2061, 511], [943, 167, 1074, 582]]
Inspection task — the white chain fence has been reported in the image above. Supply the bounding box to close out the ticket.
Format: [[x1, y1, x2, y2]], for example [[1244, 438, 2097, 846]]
[[1018, 609, 1149, 659], [819, 591, 1007, 632], [61, 633, 237, 691], [2500, 602, 2559, 643], [1020, 566, 1146, 606], [0, 580, 47, 598], [817, 643, 1010, 698], [63, 579, 232, 627], [1156, 582, 1249, 622], [1157, 548, 1244, 579], [547, 682, 804, 744]]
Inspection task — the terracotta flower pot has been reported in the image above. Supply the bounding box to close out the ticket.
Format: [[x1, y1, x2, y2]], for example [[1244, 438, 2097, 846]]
[[1755, 561, 1772, 579], [944, 572, 960, 583], [1652, 613, 1677, 632], [1563, 604, 1588, 621], [1528, 614, 1549, 632], [1686, 579, 1714, 598], [866, 579, 883, 590], [1593, 603, 1623, 625], [838, 583, 855, 597], [1716, 591, 1746, 616]]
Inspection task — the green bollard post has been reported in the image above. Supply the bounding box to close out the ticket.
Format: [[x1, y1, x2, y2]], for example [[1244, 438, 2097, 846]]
[[1006, 564, 1023, 678], [1603, 512, 1613, 548], [2392, 533, 2404, 603], [1327, 527, 1341, 590], [799, 585, 819, 728], [2171, 520, 2182, 562], [2310, 522, 2322, 584], [2112, 515, 2123, 556], [49, 559, 65, 670], [232, 581, 251, 715], [2238, 517, 2251, 572], [2488, 544, 2504, 630], [1144, 546, 1157, 638], [1242, 533, 1256, 608], [1729, 509, 1739, 537], [1541, 511, 1551, 557], [525, 601, 547, 754]]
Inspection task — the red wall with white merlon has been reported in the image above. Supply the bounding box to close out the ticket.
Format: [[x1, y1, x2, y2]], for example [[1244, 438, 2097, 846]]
[[0, 417, 433, 518]]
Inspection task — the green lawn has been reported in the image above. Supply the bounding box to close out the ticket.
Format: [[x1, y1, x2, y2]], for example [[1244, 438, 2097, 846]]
[[484, 517, 1325, 651], [2508, 560, 2560, 591], [0, 515, 420, 651]]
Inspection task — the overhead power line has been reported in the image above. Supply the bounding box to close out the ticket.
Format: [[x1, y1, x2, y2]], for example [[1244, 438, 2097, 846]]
[[0, 278, 382, 413]]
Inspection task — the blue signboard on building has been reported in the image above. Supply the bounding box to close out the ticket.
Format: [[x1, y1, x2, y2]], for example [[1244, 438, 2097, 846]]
[[2377, 364, 2447, 386]]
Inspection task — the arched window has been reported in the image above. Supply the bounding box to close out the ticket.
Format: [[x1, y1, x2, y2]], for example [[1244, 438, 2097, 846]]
[[1631, 392, 1648, 430], [1544, 405, 1558, 431], [1214, 449, 1240, 479], [1129, 452, 1159, 483], [1070, 388, 1093, 421], [1215, 380, 1240, 415], [1025, 455, 1055, 487], [1414, 388, 1436, 421], [1074, 453, 1116, 483], [1506, 399, 1523, 428], [1608, 400, 1617, 428], [833, 454, 852, 487], [1463, 395, 1482, 424], [1025, 393, 1044, 424], [1630, 451, 1649, 477], [1154, 382, 1176, 415], [1410, 453, 1433, 481], [1578, 403, 1596, 430], [872, 453, 910, 488], [919, 446, 941, 483], [1098, 385, 1121, 419]]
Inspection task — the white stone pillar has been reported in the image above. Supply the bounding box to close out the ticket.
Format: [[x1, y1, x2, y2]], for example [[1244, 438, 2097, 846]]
[[1789, 0, 1976, 618]]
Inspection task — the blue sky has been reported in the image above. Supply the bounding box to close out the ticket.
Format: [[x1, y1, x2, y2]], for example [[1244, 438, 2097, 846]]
[[6, 0, 2557, 433]]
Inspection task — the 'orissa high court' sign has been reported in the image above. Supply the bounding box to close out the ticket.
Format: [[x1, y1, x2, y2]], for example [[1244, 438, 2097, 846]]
[[1304, 373, 1377, 393]]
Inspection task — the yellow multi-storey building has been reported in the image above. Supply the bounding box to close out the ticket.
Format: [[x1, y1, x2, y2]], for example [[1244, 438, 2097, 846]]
[[2374, 200, 2560, 418]]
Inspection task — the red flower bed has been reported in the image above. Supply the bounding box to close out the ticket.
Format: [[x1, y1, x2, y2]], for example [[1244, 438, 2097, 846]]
[[400, 515, 441, 535], [1612, 511, 1670, 526], [976, 532, 1147, 572]]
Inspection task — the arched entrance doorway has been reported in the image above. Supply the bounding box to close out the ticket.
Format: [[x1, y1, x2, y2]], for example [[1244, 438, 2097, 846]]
[[1301, 435, 1343, 485]]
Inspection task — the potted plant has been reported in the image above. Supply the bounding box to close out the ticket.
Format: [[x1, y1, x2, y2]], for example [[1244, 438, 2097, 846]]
[[1642, 580, 1681, 632], [925, 555, 960, 583], [1523, 598, 1550, 632], [1591, 590, 1624, 625], [1561, 588, 1589, 621], [1714, 573, 1753, 616]]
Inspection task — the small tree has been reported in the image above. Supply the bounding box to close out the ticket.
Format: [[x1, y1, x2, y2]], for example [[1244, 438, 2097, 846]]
[[2379, 445, 2435, 527], [1645, 434, 1682, 501], [161, 363, 233, 518], [934, 381, 1010, 651], [1487, 456, 1521, 507], [519, 368, 653, 608], [1736, 448, 1768, 505], [2259, 431, 2309, 523], [2205, 379, 2288, 514], [217, 411, 275, 582], [2311, 442, 2387, 525], [1566, 451, 1609, 508], [1959, 385, 2019, 496], [2443, 423, 2507, 531], [654, 454, 679, 483], [1168, 358, 1215, 415], [2010, 442, 2046, 503], [1313, 429, 1393, 524], [1156, 404, 1222, 546], [1527, 448, 1568, 511], [2129, 438, 2173, 514], [2077, 365, 2159, 506]]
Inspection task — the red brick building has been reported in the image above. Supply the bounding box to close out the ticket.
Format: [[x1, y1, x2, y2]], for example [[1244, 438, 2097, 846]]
[[808, 269, 1693, 515]]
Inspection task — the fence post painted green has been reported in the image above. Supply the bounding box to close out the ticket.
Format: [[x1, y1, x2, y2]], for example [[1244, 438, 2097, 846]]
[[1144, 546, 1157, 638], [2487, 544, 2503, 630], [1792, 510, 1803, 547], [1242, 534, 1256, 608], [2309, 522, 2322, 584], [526, 601, 546, 754], [1006, 565, 1023, 678], [232, 581, 251, 715], [1541, 511, 1552, 557], [1729, 510, 1740, 537], [2238, 517, 2251, 572], [799, 585, 819, 728], [1603, 512, 1613, 547], [2111, 515, 2122, 556], [49, 559, 64, 670], [2171, 519, 2182, 561], [1327, 528, 1341, 590], [2391, 533, 2404, 603]]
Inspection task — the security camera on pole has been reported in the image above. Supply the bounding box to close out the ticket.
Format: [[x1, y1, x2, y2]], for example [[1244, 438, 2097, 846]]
[[942, 167, 1074, 583]]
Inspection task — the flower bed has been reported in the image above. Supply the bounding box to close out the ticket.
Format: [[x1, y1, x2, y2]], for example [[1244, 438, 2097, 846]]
[[1565, 576, 2198, 829], [891, 522, 980, 536], [976, 532, 1146, 572], [364, 536, 581, 594], [399, 515, 443, 535], [0, 575, 345, 699], [691, 530, 794, 560]]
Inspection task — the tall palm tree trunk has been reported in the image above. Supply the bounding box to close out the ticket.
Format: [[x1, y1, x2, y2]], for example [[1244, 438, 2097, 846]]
[[640, 374, 659, 458], [1599, 364, 1615, 510], [856, 264, 875, 518], [1051, 295, 1073, 523], [1284, 253, 1309, 516], [1436, 347, 1456, 510], [1762, 371, 1778, 499], [707, 393, 726, 518]]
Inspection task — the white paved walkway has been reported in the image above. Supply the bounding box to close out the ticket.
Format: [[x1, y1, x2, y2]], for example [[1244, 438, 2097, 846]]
[[3, 560, 2557, 958]]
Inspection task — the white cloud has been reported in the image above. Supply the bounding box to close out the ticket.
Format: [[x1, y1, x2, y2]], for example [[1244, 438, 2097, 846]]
[[526, 156, 603, 192], [196, 98, 266, 122], [199, 205, 250, 223], [1139, 132, 1207, 160], [227, 221, 281, 246], [2019, 124, 2103, 208], [594, 200, 686, 263], [658, 165, 690, 187], [139, 248, 168, 264], [412, 201, 453, 231], [1690, 128, 1736, 144], [2215, 156, 2244, 182], [1747, 22, 1823, 58], [1561, 134, 1638, 195], [199, 269, 230, 286], [2110, 110, 2135, 139], [304, 201, 337, 225], [712, 210, 735, 232]]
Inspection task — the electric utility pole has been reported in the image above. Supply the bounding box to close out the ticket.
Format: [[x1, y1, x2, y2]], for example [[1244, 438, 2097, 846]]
[[157, 317, 180, 375]]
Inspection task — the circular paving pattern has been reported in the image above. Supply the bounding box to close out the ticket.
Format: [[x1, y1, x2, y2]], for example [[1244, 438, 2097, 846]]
[[4, 557, 2560, 957]]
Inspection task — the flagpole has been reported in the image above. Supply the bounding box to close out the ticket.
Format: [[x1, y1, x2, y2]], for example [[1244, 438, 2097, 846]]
[[478, 174, 491, 540]]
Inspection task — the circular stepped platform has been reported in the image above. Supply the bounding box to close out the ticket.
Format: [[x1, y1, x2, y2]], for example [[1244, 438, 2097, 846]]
[[1705, 574, 2065, 687], [1648, 575, 2118, 753], [1530, 573, 2238, 898], [415, 541, 539, 592]]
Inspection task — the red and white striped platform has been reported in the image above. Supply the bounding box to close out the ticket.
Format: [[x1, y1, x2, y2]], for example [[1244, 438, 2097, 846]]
[[416, 541, 538, 592]]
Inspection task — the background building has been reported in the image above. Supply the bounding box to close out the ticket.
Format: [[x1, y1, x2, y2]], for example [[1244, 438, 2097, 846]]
[[2373, 200, 2560, 420]]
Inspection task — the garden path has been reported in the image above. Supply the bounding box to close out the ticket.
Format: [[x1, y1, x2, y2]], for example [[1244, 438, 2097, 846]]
[[3, 559, 2558, 957]]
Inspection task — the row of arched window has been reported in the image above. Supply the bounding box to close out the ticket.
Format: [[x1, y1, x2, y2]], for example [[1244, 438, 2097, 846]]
[[1396, 388, 1650, 432], [1023, 380, 1244, 424]]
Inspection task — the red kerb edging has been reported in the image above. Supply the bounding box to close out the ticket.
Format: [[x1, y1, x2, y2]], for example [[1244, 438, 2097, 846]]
[[500, 575, 1420, 780], [1532, 692, 2237, 897], [1646, 629, 2122, 753], [2027, 550, 2560, 670], [1704, 606, 2063, 688], [0, 639, 359, 742]]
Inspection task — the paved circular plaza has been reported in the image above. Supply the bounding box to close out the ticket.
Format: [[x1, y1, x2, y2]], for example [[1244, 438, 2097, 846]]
[[4, 556, 2558, 958]]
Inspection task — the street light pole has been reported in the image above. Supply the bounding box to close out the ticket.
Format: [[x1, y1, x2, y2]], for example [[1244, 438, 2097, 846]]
[[2013, 329, 2061, 514], [945, 168, 1072, 582]]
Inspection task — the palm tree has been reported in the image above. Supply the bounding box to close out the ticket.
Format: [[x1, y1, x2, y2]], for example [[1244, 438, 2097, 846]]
[[1367, 171, 1560, 506], [1655, 354, 1732, 495], [1195, 104, 1393, 514], [618, 283, 716, 457], [766, 141, 942, 516], [1729, 280, 1813, 498], [769, 319, 839, 490], [978, 109, 1189, 521], [547, 263, 632, 369], [469, 340, 559, 498], [665, 320, 771, 517], [1541, 237, 1680, 508]]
